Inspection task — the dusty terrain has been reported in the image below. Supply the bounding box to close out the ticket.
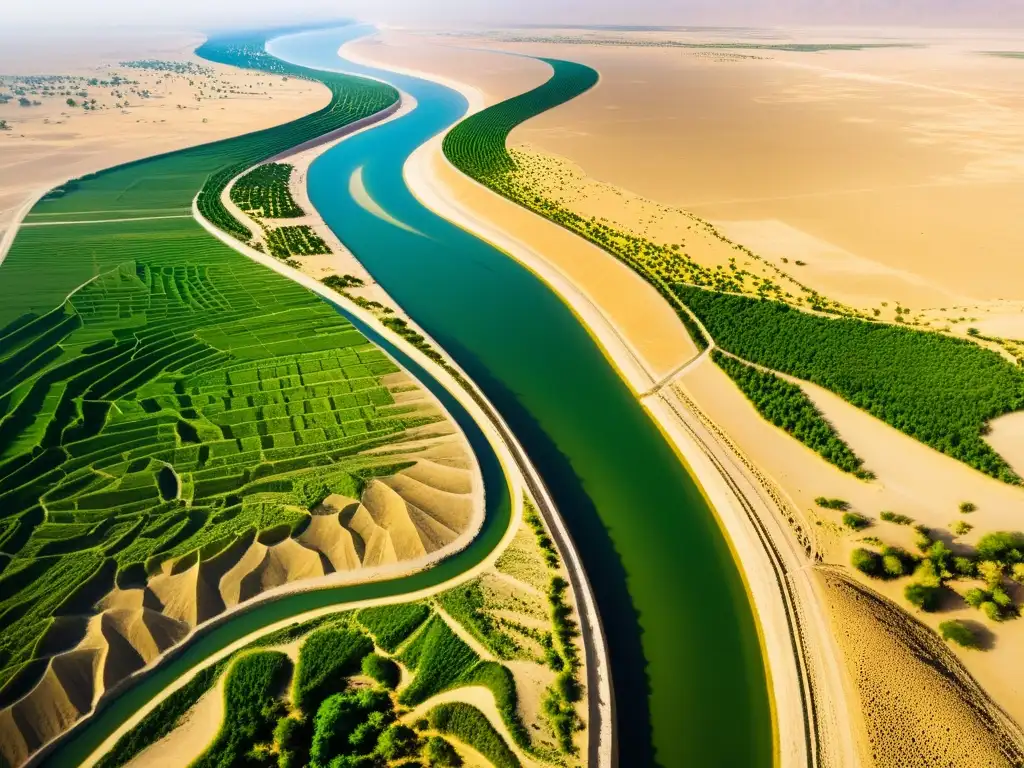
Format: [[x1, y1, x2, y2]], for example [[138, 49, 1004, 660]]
[[0, 30, 327, 240], [357, 24, 1024, 766]]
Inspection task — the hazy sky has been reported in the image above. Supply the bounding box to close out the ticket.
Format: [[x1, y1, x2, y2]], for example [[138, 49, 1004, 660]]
[[6, 0, 1024, 30]]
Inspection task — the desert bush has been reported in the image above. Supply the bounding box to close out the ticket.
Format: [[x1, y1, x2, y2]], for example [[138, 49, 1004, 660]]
[[904, 582, 940, 611], [880, 511, 913, 525], [815, 497, 849, 511], [960, 502, 978, 513], [976, 531, 1024, 563], [842, 512, 870, 530], [939, 620, 981, 649], [952, 520, 973, 536], [851, 548, 881, 577], [964, 587, 988, 608], [982, 601, 1003, 621]]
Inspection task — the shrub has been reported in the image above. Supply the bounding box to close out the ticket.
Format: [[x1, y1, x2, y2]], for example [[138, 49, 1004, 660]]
[[851, 548, 881, 577], [361, 653, 400, 689], [991, 584, 1014, 610], [976, 532, 1024, 563], [964, 588, 988, 608], [424, 735, 462, 767], [880, 511, 913, 525], [982, 601, 1003, 621], [913, 525, 933, 552], [953, 557, 977, 577], [815, 497, 849, 511], [939, 620, 980, 649], [960, 501, 978, 514], [1012, 563, 1024, 583], [978, 560, 1004, 588], [904, 582, 940, 611], [882, 553, 905, 577], [951, 520, 973, 536], [842, 512, 870, 530], [310, 688, 391, 765]]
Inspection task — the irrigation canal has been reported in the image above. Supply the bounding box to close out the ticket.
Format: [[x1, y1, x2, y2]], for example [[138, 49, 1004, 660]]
[[268, 26, 774, 767]]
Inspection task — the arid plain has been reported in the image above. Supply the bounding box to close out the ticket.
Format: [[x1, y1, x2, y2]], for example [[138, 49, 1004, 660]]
[[352, 25, 1024, 766]]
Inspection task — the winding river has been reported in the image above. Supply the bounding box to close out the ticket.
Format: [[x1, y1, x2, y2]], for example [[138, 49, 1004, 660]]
[[268, 26, 773, 767]]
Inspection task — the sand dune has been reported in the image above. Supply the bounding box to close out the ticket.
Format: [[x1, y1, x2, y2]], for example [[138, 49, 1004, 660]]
[[819, 569, 1024, 767], [148, 561, 224, 626]]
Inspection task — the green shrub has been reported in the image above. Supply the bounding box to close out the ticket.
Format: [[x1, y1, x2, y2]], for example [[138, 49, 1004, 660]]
[[815, 497, 849, 511], [842, 512, 870, 530], [953, 557, 977, 577], [982, 601, 1003, 621], [309, 688, 391, 765], [361, 653, 399, 689], [964, 587, 988, 608], [882, 554, 905, 577], [952, 520, 973, 536], [880, 511, 913, 525], [851, 548, 881, 576], [960, 501, 978, 513], [976, 531, 1024, 563], [913, 525, 933, 552], [939, 620, 980, 649], [904, 582, 940, 611]]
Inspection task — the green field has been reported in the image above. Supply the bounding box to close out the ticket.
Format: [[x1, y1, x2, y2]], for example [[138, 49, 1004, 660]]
[[0, 30, 408, 705], [443, 56, 1024, 485], [230, 162, 306, 219], [266, 224, 332, 258]]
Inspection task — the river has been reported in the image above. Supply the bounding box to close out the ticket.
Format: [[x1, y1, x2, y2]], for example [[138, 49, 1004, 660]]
[[268, 25, 772, 767]]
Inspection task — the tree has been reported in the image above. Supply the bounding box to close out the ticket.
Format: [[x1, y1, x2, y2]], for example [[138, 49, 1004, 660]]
[[66, 97, 77, 107], [964, 587, 987, 608], [939, 620, 980, 649], [976, 532, 1024, 563]]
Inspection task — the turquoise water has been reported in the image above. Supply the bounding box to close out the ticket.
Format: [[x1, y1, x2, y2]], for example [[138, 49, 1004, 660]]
[[269, 26, 773, 767]]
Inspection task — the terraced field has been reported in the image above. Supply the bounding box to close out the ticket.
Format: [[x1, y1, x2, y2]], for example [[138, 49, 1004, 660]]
[[0, 28, 484, 767]]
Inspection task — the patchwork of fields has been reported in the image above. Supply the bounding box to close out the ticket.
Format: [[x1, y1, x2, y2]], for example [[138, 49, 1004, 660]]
[[0, 28, 487, 767]]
